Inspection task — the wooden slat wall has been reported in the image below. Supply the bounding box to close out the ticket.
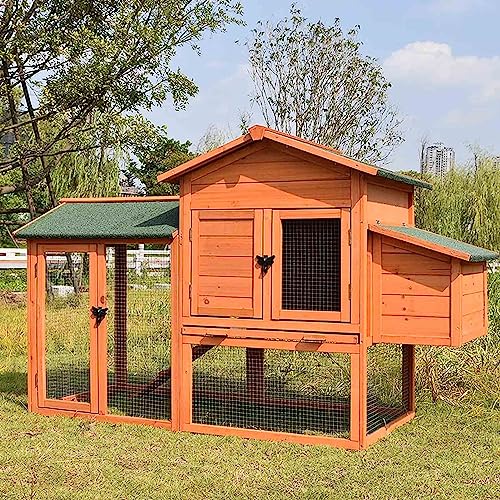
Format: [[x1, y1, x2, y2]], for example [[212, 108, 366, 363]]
[[366, 182, 411, 225], [378, 236, 452, 344], [192, 210, 260, 318], [461, 261, 487, 341], [190, 146, 351, 209]]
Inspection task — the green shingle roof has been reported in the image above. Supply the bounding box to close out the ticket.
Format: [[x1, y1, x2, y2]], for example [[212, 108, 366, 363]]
[[376, 168, 433, 190], [375, 224, 499, 262], [15, 201, 179, 240]]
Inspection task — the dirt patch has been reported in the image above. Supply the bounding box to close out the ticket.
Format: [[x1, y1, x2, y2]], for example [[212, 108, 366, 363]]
[[0, 292, 27, 306]]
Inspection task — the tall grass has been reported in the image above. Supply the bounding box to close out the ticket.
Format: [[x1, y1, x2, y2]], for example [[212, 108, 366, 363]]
[[414, 158, 500, 253], [405, 160, 500, 408]]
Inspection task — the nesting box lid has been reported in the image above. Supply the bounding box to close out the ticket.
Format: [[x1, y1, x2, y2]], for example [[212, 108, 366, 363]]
[[369, 224, 499, 262]]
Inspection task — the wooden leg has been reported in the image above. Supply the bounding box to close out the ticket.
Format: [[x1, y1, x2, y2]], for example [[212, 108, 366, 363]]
[[246, 348, 265, 401], [350, 347, 368, 449], [402, 344, 416, 412], [114, 245, 127, 388]]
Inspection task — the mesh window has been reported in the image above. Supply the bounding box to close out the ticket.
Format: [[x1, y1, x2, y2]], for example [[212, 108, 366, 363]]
[[193, 347, 351, 438], [282, 218, 341, 311], [44, 252, 91, 402], [106, 245, 172, 421], [367, 344, 409, 434]]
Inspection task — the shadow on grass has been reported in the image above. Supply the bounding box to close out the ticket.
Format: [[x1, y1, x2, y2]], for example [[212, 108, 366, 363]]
[[0, 371, 28, 411], [0, 371, 27, 395]]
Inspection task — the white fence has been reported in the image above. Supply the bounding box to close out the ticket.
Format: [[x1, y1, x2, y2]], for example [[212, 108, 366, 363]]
[[0, 248, 27, 269], [0, 247, 170, 273]]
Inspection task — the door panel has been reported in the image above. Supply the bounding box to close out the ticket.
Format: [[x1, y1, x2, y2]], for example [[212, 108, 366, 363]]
[[271, 209, 351, 322], [191, 210, 263, 318], [37, 245, 99, 412]]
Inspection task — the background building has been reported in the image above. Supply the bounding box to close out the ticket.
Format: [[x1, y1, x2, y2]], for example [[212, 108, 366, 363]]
[[421, 143, 455, 176]]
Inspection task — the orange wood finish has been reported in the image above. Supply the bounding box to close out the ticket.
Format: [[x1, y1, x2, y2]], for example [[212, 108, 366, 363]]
[[366, 182, 412, 226], [270, 208, 351, 322], [59, 196, 179, 203], [36, 243, 99, 413], [372, 234, 489, 346]]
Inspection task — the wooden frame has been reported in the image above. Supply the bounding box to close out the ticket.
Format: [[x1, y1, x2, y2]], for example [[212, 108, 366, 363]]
[[179, 337, 361, 449], [271, 208, 351, 322], [190, 209, 263, 318], [35, 243, 99, 413], [29, 238, 176, 425]]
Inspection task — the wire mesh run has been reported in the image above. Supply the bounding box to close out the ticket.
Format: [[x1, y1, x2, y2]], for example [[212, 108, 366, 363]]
[[367, 344, 409, 434], [44, 252, 91, 402], [282, 218, 341, 311], [192, 347, 351, 438], [106, 244, 172, 421]]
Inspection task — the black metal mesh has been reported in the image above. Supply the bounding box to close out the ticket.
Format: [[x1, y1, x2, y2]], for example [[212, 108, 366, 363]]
[[282, 218, 341, 311], [106, 245, 172, 421], [44, 252, 91, 402], [367, 344, 408, 434], [192, 347, 350, 438]]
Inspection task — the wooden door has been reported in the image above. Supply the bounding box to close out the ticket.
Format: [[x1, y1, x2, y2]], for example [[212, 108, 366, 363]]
[[36, 244, 99, 412], [271, 209, 351, 322], [191, 210, 263, 318]]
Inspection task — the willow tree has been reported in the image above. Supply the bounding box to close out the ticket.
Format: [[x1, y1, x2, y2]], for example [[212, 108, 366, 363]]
[[0, 0, 243, 229], [247, 6, 403, 163], [413, 158, 500, 253]]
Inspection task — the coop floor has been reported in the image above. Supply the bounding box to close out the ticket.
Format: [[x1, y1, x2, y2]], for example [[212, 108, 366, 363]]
[[192, 382, 350, 438], [107, 376, 172, 421]]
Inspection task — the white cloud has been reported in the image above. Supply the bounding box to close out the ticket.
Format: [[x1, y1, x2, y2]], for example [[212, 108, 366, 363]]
[[383, 41, 500, 102]]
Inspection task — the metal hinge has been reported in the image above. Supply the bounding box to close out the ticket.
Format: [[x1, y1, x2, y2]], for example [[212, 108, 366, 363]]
[[34, 373, 38, 388], [34, 263, 38, 278], [348, 284, 351, 300], [189, 228, 192, 241], [348, 229, 352, 246], [189, 283, 192, 299]]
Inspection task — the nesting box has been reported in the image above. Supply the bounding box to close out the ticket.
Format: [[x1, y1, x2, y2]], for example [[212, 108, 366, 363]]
[[16, 126, 497, 449]]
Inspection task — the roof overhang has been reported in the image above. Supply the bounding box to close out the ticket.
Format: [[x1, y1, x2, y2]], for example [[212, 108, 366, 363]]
[[369, 224, 499, 262], [157, 125, 432, 190]]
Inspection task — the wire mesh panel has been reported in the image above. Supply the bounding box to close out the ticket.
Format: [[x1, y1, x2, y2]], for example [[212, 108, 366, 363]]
[[106, 245, 172, 421], [282, 218, 341, 311], [44, 252, 91, 402], [367, 344, 408, 434], [192, 347, 351, 437]]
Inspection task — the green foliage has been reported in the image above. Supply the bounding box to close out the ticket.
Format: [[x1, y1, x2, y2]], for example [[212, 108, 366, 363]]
[[1, 0, 243, 230], [411, 159, 500, 253], [125, 125, 194, 195], [247, 5, 403, 163], [0, 270, 27, 292]]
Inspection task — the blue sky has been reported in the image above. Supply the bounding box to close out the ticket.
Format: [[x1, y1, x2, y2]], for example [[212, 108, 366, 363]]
[[148, 0, 500, 172]]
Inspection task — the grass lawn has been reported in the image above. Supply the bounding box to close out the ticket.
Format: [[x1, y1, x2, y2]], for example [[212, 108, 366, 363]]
[[1, 391, 499, 499], [0, 287, 499, 499]]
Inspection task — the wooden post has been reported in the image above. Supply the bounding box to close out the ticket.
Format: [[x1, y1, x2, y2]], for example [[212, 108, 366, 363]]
[[402, 344, 416, 412], [246, 348, 265, 401], [114, 245, 128, 388]]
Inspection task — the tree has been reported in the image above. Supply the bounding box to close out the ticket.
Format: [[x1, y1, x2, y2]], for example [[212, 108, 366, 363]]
[[404, 157, 500, 254], [0, 0, 243, 225], [126, 125, 194, 196], [247, 6, 403, 163]]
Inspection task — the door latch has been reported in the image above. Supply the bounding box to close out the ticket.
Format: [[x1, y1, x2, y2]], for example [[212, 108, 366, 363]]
[[256, 254, 275, 274], [91, 306, 108, 325]]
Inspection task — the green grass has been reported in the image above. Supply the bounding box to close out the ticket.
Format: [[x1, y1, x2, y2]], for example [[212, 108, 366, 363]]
[[0, 281, 499, 498], [0, 391, 498, 499]]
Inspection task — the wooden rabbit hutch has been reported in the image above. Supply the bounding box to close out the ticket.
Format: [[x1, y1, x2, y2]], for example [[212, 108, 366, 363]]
[[16, 126, 498, 449]]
